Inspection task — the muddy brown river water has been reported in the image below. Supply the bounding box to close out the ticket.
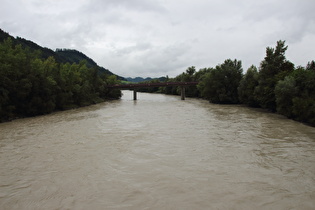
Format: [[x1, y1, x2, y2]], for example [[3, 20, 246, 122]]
[[0, 91, 315, 209]]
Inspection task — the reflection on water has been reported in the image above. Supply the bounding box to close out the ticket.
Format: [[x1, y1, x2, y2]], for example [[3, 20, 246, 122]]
[[0, 90, 315, 209]]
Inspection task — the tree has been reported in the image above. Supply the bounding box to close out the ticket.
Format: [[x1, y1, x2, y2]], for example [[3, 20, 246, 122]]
[[255, 40, 294, 111], [238, 65, 259, 107], [0, 38, 39, 118], [306, 60, 315, 71], [26, 57, 58, 115], [199, 59, 243, 104], [179, 66, 199, 97], [104, 75, 122, 99], [275, 76, 297, 117], [290, 64, 315, 125]]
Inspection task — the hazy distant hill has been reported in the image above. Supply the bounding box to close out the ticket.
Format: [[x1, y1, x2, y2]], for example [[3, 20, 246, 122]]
[[0, 28, 124, 80], [126, 77, 154, 82], [126, 76, 167, 83]]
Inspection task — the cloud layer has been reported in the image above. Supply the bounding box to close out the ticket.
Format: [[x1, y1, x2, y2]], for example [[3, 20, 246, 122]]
[[1, 0, 315, 77]]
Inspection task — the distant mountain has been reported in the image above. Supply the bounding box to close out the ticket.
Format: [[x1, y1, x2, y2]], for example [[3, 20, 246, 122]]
[[126, 77, 153, 83], [0, 28, 125, 80], [126, 76, 168, 83]]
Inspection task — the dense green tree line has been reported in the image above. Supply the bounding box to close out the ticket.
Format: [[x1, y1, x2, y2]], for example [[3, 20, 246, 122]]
[[141, 41, 314, 126], [238, 41, 314, 126], [0, 38, 121, 122]]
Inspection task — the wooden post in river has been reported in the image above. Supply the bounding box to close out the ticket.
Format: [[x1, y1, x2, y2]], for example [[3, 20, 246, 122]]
[[133, 89, 137, 100], [181, 86, 185, 100]]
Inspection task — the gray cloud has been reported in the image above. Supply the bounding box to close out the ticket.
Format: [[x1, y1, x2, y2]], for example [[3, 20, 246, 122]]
[[1, 0, 315, 77]]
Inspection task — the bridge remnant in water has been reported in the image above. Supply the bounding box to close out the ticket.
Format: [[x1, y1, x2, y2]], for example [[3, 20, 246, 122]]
[[107, 82, 198, 100]]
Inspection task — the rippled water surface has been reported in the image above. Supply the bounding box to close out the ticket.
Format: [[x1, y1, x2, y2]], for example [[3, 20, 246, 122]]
[[1, 91, 315, 209]]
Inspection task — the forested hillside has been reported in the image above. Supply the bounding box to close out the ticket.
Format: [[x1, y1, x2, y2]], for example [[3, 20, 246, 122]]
[[55, 49, 125, 79], [0, 29, 122, 122], [0, 29, 124, 80]]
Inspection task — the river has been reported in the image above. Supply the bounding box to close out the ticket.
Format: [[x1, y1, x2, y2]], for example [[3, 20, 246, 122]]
[[0, 90, 315, 210]]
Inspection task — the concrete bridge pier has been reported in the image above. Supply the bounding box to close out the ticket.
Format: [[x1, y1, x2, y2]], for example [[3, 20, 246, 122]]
[[133, 89, 137, 100], [181, 86, 185, 100]]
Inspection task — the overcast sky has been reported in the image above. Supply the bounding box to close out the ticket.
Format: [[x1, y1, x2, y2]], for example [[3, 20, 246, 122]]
[[1, 0, 315, 78]]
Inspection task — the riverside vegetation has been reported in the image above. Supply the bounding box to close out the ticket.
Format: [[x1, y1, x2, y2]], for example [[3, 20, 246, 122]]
[[0, 29, 314, 126], [137, 41, 315, 127], [0, 29, 121, 122]]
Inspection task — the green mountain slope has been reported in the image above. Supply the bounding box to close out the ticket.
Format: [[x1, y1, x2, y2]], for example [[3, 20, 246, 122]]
[[0, 28, 124, 80]]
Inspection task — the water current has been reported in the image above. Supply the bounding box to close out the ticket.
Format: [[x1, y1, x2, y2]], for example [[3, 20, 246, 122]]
[[1, 90, 315, 209]]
